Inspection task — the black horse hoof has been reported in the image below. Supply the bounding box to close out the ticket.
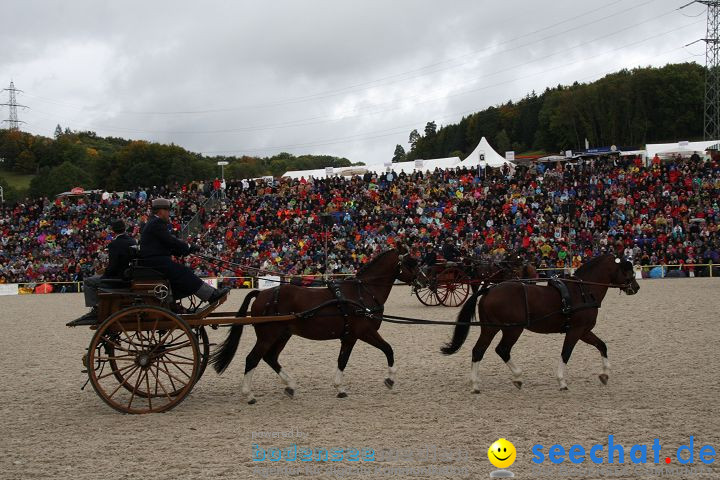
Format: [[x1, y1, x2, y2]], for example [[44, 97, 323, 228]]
[[559, 386, 569, 391], [512, 381, 523, 390], [337, 392, 348, 398], [471, 389, 480, 394], [284, 387, 295, 398], [248, 398, 257, 405], [384, 378, 394, 389], [599, 374, 609, 385]]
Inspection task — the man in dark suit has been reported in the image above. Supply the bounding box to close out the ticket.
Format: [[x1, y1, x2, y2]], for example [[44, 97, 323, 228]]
[[76, 219, 137, 324], [140, 198, 229, 303]]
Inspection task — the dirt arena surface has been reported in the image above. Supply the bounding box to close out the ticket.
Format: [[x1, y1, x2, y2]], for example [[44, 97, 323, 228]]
[[1, 278, 718, 480]]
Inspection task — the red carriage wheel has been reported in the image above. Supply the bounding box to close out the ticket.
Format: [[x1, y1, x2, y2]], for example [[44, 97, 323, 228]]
[[436, 267, 471, 307]]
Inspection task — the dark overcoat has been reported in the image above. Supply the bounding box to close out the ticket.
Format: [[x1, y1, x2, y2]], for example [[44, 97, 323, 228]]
[[139, 216, 202, 299]]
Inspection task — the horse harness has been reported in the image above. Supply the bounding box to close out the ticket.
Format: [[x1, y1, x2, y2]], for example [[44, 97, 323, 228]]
[[546, 276, 600, 331], [268, 279, 384, 339]]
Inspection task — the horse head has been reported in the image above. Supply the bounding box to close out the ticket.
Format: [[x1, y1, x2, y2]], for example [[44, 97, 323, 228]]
[[397, 251, 420, 284], [611, 256, 640, 295]]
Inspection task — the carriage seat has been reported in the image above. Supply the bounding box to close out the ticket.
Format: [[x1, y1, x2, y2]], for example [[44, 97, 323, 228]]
[[129, 266, 166, 281], [98, 278, 131, 289]]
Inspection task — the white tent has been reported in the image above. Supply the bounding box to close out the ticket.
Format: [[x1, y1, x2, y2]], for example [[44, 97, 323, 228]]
[[282, 165, 375, 179], [421, 156, 461, 171], [460, 137, 511, 168], [645, 140, 720, 159]]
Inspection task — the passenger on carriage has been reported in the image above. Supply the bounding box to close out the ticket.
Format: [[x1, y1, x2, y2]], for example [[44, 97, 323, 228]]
[[139, 198, 230, 304], [75, 219, 137, 325], [441, 237, 462, 262], [420, 243, 438, 275]]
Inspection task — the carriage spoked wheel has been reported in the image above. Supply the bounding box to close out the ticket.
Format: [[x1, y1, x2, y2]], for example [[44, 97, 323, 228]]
[[105, 326, 209, 398], [436, 267, 471, 307], [413, 275, 441, 306], [86, 305, 199, 414]]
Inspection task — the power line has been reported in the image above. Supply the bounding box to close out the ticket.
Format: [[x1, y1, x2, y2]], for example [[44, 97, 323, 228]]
[[23, 0, 655, 116], [27, 15, 702, 139]]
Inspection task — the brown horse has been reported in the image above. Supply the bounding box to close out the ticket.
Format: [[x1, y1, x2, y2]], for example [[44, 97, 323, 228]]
[[210, 249, 419, 403], [441, 254, 639, 391]]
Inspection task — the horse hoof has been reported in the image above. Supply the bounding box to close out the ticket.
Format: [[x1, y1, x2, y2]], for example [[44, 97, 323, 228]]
[[337, 392, 348, 398], [248, 398, 257, 405], [512, 381, 523, 390], [471, 389, 480, 394], [599, 374, 609, 385], [284, 387, 295, 398], [384, 378, 394, 389], [559, 386, 569, 391]]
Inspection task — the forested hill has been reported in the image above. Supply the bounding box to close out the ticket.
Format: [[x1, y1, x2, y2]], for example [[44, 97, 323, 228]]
[[0, 128, 354, 200], [0, 62, 706, 200], [399, 62, 704, 162]]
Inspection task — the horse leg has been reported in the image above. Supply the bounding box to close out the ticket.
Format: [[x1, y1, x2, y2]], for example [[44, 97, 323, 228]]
[[262, 331, 296, 397], [580, 330, 610, 385], [494, 327, 524, 389], [556, 329, 582, 391], [470, 326, 500, 394], [358, 329, 396, 390], [334, 337, 357, 398], [242, 336, 275, 404]]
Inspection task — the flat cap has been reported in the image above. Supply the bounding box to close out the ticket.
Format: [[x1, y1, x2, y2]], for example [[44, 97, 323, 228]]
[[151, 198, 172, 210]]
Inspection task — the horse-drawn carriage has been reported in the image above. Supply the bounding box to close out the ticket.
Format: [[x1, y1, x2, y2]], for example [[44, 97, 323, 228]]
[[68, 249, 638, 414], [67, 250, 420, 414], [412, 255, 534, 307]]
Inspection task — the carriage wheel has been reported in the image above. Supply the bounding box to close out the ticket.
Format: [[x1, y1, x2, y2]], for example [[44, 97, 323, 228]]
[[436, 267, 471, 307], [413, 281, 441, 306], [106, 326, 209, 398], [87, 306, 199, 414]]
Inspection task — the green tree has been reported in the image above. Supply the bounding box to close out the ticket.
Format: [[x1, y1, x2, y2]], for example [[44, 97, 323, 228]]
[[495, 129, 511, 154], [15, 150, 37, 174], [29, 162, 92, 198], [408, 129, 421, 147], [424, 121, 437, 137], [0, 177, 19, 203], [392, 144, 406, 162]]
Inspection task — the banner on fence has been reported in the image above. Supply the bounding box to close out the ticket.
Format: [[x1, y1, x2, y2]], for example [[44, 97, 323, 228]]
[[257, 276, 280, 290], [0, 283, 19, 296], [202, 277, 218, 289]]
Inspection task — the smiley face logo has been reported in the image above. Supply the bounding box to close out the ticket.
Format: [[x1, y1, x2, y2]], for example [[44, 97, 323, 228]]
[[488, 438, 516, 469]]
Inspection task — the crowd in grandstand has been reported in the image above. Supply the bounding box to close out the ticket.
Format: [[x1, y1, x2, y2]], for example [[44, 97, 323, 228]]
[[1, 153, 719, 287]]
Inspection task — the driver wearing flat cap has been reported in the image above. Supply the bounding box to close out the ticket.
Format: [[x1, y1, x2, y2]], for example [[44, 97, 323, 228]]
[[140, 198, 230, 303]]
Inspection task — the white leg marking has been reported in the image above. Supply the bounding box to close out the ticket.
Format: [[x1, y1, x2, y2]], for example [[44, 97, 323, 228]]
[[471, 361, 481, 393], [602, 357, 610, 376], [242, 368, 256, 402], [333, 368, 346, 395], [278, 369, 296, 390], [556, 360, 568, 390], [506, 359, 522, 381], [387, 365, 397, 382]]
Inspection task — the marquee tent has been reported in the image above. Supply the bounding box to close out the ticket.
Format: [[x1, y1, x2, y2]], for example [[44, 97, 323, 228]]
[[459, 137, 512, 168], [645, 140, 720, 159]]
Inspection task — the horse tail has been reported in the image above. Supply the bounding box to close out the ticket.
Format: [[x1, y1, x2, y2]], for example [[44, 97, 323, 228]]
[[441, 285, 488, 355], [210, 289, 261, 374]]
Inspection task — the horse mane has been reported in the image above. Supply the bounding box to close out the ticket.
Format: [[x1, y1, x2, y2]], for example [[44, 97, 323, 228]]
[[356, 249, 397, 276], [574, 254, 612, 276]]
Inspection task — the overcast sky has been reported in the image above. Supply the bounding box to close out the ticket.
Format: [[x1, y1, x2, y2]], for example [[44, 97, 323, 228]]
[[0, 0, 707, 164]]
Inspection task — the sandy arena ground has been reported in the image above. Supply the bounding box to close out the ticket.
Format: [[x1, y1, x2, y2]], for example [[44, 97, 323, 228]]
[[1, 279, 719, 480]]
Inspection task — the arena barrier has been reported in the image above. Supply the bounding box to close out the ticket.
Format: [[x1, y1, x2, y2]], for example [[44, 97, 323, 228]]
[[1, 265, 715, 296]]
